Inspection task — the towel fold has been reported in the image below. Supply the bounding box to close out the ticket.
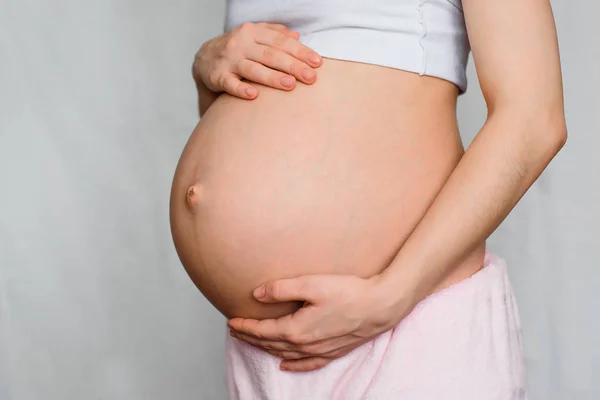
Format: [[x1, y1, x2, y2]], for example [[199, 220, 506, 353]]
[[227, 250, 527, 400]]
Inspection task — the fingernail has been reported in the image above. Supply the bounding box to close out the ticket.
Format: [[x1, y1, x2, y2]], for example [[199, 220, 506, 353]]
[[280, 76, 295, 88], [309, 54, 321, 66], [253, 285, 266, 300], [245, 87, 257, 97], [301, 69, 315, 80], [280, 364, 288, 371]]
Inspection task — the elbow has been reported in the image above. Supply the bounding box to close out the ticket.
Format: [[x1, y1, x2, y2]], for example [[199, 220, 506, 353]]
[[539, 113, 568, 157], [491, 105, 568, 166], [497, 103, 568, 159], [510, 112, 568, 174], [552, 124, 568, 155], [555, 119, 568, 148], [487, 86, 568, 158]]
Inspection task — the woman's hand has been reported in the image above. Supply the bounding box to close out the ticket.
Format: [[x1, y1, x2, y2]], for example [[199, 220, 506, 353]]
[[227, 274, 416, 372], [194, 22, 322, 100]]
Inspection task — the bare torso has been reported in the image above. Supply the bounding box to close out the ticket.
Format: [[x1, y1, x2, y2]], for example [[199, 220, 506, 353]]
[[170, 58, 486, 320]]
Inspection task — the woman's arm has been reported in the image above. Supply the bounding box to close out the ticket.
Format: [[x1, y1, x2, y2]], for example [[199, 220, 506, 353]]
[[375, 0, 567, 305], [227, 0, 567, 372]]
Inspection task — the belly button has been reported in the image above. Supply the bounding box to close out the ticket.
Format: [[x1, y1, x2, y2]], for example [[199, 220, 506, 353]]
[[186, 184, 204, 210]]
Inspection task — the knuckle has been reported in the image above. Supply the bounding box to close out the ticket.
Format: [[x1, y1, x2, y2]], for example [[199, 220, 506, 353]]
[[281, 331, 296, 343], [239, 323, 257, 338], [274, 24, 289, 33], [294, 63, 311, 78], [277, 351, 290, 359], [237, 22, 255, 35], [266, 281, 280, 299], [261, 47, 275, 63], [208, 71, 221, 88], [279, 351, 296, 359], [270, 73, 285, 88], [261, 342, 274, 350], [284, 331, 307, 345], [272, 32, 289, 47], [238, 60, 254, 77], [224, 36, 239, 53], [287, 63, 298, 76], [299, 344, 321, 356], [282, 351, 301, 360], [219, 74, 230, 90]]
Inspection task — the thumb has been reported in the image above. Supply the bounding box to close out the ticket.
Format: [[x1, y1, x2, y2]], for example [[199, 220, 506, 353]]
[[253, 275, 325, 304]]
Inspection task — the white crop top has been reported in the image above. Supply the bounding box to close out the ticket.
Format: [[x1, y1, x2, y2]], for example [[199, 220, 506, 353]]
[[225, 0, 472, 95]]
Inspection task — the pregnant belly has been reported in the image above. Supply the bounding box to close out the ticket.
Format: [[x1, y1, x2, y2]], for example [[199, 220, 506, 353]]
[[170, 59, 467, 320]]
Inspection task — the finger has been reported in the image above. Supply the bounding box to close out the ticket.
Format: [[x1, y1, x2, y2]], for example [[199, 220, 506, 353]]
[[280, 357, 331, 372], [282, 29, 300, 40], [266, 347, 308, 360], [219, 73, 258, 99], [245, 45, 316, 85], [232, 328, 360, 359], [280, 341, 365, 372], [295, 334, 368, 357], [254, 29, 321, 67], [263, 23, 300, 39], [262, 22, 287, 32], [235, 58, 297, 90], [228, 315, 297, 342], [307, 337, 371, 359], [272, 350, 307, 360], [253, 275, 326, 304], [231, 333, 308, 360], [230, 330, 296, 353]]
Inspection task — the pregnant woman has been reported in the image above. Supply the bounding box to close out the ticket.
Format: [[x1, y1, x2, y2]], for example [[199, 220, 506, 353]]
[[170, 0, 566, 398]]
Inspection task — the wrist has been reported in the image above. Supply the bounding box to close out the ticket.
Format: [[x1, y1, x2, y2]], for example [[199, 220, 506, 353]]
[[367, 271, 419, 327]]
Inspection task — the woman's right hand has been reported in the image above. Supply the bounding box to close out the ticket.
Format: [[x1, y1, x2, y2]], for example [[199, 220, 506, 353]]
[[193, 22, 322, 100]]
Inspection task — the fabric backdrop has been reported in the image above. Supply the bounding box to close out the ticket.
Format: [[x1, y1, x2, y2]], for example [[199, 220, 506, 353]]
[[0, 0, 597, 399]]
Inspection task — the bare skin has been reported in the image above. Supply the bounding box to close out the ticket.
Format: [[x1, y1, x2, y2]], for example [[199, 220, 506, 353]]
[[226, 0, 567, 372], [192, 22, 319, 116], [171, 54, 485, 320], [172, 0, 566, 372]]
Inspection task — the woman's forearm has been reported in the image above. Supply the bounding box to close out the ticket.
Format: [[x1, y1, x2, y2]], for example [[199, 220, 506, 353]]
[[376, 108, 567, 308], [375, 0, 567, 312]]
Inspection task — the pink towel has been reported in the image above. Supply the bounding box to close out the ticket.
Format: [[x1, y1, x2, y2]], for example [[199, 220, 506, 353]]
[[226, 251, 527, 399]]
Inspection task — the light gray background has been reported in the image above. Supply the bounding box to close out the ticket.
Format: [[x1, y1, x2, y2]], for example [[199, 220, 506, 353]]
[[0, 1, 597, 399]]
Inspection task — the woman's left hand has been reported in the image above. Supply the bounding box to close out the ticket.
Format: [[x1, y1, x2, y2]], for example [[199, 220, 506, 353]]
[[227, 274, 414, 372]]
